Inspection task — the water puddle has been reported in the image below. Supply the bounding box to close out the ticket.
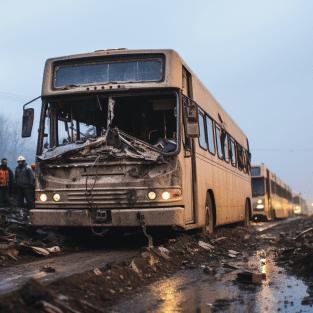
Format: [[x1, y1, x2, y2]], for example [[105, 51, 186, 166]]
[[107, 249, 312, 312]]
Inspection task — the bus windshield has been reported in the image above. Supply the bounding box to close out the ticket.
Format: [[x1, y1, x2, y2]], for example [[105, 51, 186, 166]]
[[39, 93, 178, 161], [251, 167, 261, 176], [55, 59, 163, 88], [252, 177, 265, 196]]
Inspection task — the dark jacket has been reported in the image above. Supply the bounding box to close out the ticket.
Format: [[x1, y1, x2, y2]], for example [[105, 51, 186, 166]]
[[14, 164, 35, 188]]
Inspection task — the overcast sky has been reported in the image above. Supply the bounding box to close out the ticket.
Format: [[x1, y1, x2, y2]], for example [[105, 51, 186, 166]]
[[1, 0, 312, 207]]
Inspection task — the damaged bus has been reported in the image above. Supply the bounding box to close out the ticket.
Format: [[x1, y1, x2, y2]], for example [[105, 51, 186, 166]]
[[22, 49, 252, 234], [251, 164, 293, 220]]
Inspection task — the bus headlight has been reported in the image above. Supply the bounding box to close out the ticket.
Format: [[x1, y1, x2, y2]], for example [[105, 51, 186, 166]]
[[257, 199, 262, 204], [162, 191, 170, 200], [148, 191, 156, 200], [39, 194, 47, 202], [53, 194, 61, 202]]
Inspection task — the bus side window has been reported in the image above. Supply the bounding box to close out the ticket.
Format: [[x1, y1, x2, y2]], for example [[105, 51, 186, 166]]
[[242, 148, 247, 173], [230, 137, 236, 167], [206, 115, 215, 155], [237, 144, 243, 171], [198, 113, 207, 150], [215, 123, 223, 159], [224, 132, 229, 163], [182, 67, 192, 97]]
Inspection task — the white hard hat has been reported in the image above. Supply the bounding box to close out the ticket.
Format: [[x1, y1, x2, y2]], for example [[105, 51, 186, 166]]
[[17, 156, 25, 162]]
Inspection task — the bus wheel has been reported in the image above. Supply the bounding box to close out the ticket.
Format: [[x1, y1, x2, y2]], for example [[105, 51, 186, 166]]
[[203, 194, 214, 235], [245, 199, 250, 227]]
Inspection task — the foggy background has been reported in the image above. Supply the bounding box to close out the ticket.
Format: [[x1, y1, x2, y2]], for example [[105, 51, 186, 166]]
[[0, 0, 312, 208]]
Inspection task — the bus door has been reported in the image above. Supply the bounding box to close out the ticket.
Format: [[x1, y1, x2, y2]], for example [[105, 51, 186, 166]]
[[182, 126, 194, 223], [182, 67, 198, 224], [266, 169, 271, 214]]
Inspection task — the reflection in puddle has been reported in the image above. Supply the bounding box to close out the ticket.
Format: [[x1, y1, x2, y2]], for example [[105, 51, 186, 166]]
[[108, 251, 311, 313]]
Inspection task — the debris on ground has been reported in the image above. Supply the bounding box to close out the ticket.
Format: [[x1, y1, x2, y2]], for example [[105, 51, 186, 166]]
[[0, 222, 256, 312], [93, 268, 102, 276], [260, 216, 313, 279], [0, 202, 82, 268], [236, 271, 263, 284], [2, 205, 313, 312]]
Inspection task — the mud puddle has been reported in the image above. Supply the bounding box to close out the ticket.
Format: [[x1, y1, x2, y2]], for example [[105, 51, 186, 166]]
[[108, 248, 311, 312]]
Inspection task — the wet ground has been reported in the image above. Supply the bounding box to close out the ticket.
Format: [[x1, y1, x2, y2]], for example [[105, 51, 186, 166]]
[[109, 247, 307, 312], [1, 215, 313, 312]]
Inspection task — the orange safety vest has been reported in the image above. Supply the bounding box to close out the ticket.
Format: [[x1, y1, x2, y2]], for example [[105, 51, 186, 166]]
[[0, 170, 9, 187]]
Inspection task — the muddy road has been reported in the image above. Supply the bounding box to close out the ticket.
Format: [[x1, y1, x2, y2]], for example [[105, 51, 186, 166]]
[[1, 215, 313, 312]]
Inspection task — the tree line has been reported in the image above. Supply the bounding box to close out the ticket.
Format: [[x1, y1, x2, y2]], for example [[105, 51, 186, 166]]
[[0, 114, 36, 169]]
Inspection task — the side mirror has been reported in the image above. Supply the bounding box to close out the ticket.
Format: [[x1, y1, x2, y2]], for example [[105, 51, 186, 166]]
[[22, 109, 34, 138], [182, 96, 200, 138]]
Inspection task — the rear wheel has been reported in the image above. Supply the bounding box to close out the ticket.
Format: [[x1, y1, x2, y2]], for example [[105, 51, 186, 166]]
[[202, 194, 214, 235], [244, 199, 250, 226]]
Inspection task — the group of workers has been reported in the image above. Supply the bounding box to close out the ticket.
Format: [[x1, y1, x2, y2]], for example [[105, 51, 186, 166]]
[[0, 156, 35, 210]]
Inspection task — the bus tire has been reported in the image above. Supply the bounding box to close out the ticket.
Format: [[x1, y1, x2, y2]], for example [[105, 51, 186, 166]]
[[245, 199, 250, 227], [202, 194, 214, 235]]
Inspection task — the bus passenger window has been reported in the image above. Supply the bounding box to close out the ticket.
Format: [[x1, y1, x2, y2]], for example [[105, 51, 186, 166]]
[[215, 124, 223, 159], [206, 116, 215, 155], [271, 180, 275, 194], [242, 148, 247, 173], [198, 113, 207, 150], [224, 133, 229, 163], [230, 138, 236, 166], [237, 145, 243, 171]]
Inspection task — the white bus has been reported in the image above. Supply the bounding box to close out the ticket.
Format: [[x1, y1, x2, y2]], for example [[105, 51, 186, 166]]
[[292, 192, 308, 215], [251, 164, 292, 220], [22, 49, 252, 234]]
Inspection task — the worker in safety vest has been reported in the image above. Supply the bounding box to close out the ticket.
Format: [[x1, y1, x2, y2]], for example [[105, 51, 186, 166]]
[[14, 156, 35, 210], [0, 158, 13, 207]]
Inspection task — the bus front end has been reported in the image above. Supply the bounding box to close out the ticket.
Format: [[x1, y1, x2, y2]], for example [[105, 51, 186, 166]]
[[31, 49, 186, 229]]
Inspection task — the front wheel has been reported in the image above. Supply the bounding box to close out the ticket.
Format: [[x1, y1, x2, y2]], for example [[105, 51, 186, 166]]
[[244, 199, 250, 227], [202, 194, 214, 235]]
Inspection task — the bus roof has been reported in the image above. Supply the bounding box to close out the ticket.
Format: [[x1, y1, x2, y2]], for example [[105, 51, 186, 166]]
[[41, 49, 249, 148]]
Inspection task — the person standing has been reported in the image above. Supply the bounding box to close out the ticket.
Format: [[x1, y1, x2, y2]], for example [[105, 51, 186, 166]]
[[30, 164, 36, 201], [14, 156, 35, 210], [0, 158, 13, 207]]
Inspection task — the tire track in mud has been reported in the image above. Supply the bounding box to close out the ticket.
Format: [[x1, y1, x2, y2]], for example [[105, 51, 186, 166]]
[[0, 249, 139, 297]]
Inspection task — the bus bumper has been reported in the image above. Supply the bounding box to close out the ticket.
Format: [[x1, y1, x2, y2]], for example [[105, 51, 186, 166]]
[[29, 207, 185, 228]]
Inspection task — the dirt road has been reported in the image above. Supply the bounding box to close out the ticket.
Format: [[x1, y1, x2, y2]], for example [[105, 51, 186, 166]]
[[0, 248, 138, 297], [1, 216, 313, 312]]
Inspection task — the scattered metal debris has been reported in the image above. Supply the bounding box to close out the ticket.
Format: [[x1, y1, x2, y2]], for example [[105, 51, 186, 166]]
[[198, 241, 214, 251], [293, 227, 313, 241], [93, 268, 102, 276]]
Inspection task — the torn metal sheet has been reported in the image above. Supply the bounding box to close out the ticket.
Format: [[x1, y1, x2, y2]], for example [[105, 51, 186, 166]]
[[18, 243, 60, 255], [38, 127, 173, 162], [198, 241, 214, 251], [107, 97, 115, 128]]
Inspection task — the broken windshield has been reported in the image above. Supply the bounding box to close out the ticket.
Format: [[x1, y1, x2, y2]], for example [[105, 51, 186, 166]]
[[55, 59, 163, 88], [40, 93, 178, 161]]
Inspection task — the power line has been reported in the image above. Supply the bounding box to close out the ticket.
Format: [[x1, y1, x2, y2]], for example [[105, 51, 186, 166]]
[[252, 149, 313, 152], [0, 92, 35, 103]]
